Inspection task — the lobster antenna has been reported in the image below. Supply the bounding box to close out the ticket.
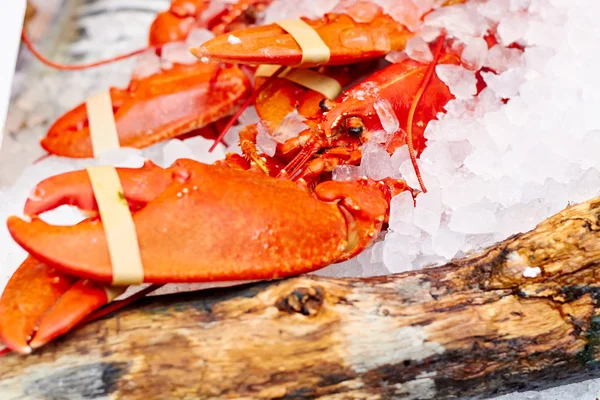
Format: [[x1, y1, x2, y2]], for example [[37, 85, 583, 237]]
[[21, 30, 153, 70], [406, 33, 446, 194], [208, 65, 287, 153]]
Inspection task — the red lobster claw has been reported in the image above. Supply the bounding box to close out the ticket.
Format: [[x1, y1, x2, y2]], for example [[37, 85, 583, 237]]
[[0, 256, 124, 354], [7, 159, 388, 284], [41, 62, 251, 158], [190, 12, 411, 66]]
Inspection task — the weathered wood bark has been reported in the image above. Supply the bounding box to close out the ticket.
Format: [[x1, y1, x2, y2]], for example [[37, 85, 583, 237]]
[[2, 198, 600, 400]]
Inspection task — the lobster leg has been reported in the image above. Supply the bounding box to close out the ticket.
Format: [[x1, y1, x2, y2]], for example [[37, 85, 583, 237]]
[[0, 256, 124, 354], [7, 159, 388, 285], [42, 62, 251, 158]]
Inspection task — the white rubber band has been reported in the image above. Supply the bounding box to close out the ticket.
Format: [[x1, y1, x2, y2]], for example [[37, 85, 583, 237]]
[[86, 166, 144, 286], [255, 65, 342, 100], [86, 90, 120, 157], [275, 19, 330, 67]]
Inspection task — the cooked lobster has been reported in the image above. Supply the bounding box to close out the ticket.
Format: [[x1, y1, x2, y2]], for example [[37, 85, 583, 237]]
[[0, 0, 513, 354]]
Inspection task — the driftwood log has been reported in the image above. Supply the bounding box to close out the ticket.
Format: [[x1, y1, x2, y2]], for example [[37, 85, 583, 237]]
[[2, 197, 600, 400]]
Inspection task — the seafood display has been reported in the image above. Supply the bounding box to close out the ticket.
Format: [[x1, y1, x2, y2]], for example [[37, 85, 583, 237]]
[[1, 0, 597, 368]]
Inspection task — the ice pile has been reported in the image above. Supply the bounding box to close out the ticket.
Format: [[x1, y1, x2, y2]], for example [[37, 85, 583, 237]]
[[324, 0, 600, 279]]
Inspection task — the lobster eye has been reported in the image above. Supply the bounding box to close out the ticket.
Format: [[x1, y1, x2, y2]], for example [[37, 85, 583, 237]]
[[319, 98, 333, 112], [348, 126, 363, 135], [346, 116, 365, 136]]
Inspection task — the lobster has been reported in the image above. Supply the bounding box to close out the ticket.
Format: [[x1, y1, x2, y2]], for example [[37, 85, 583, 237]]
[[27, 0, 457, 159], [1, 0, 501, 354]]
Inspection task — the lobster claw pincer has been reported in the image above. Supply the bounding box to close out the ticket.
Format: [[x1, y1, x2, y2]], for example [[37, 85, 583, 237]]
[[190, 12, 412, 67], [8, 159, 388, 285], [0, 256, 125, 354], [41, 62, 251, 158], [24, 160, 173, 217]]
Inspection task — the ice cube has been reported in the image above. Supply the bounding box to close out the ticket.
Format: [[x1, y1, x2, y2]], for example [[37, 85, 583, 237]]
[[483, 109, 516, 152], [497, 13, 529, 46], [461, 37, 488, 71], [432, 227, 464, 259], [361, 142, 393, 180], [370, 130, 390, 144], [417, 25, 443, 42], [449, 203, 498, 234], [162, 139, 195, 166], [385, 0, 432, 33], [273, 112, 309, 143], [255, 124, 277, 157], [497, 199, 549, 237], [484, 45, 524, 73], [424, 4, 489, 40], [447, 140, 474, 168], [332, 165, 363, 182], [374, 98, 400, 134], [184, 136, 227, 164], [477, 0, 510, 23], [442, 175, 486, 210], [524, 20, 564, 47], [419, 141, 455, 177], [569, 167, 600, 204], [414, 189, 442, 235], [334, 0, 381, 23], [390, 145, 410, 176], [435, 65, 477, 99], [523, 45, 555, 73], [385, 50, 408, 64], [424, 118, 472, 142], [482, 68, 525, 99], [473, 87, 503, 117], [485, 176, 523, 208], [382, 232, 420, 273], [95, 148, 146, 168], [464, 147, 504, 179], [405, 36, 433, 63], [388, 190, 415, 229]]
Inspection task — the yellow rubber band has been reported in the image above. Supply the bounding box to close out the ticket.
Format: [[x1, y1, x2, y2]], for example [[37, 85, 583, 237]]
[[86, 166, 144, 286], [255, 65, 342, 100], [103, 285, 128, 303], [86, 90, 120, 157], [274, 19, 330, 67]]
